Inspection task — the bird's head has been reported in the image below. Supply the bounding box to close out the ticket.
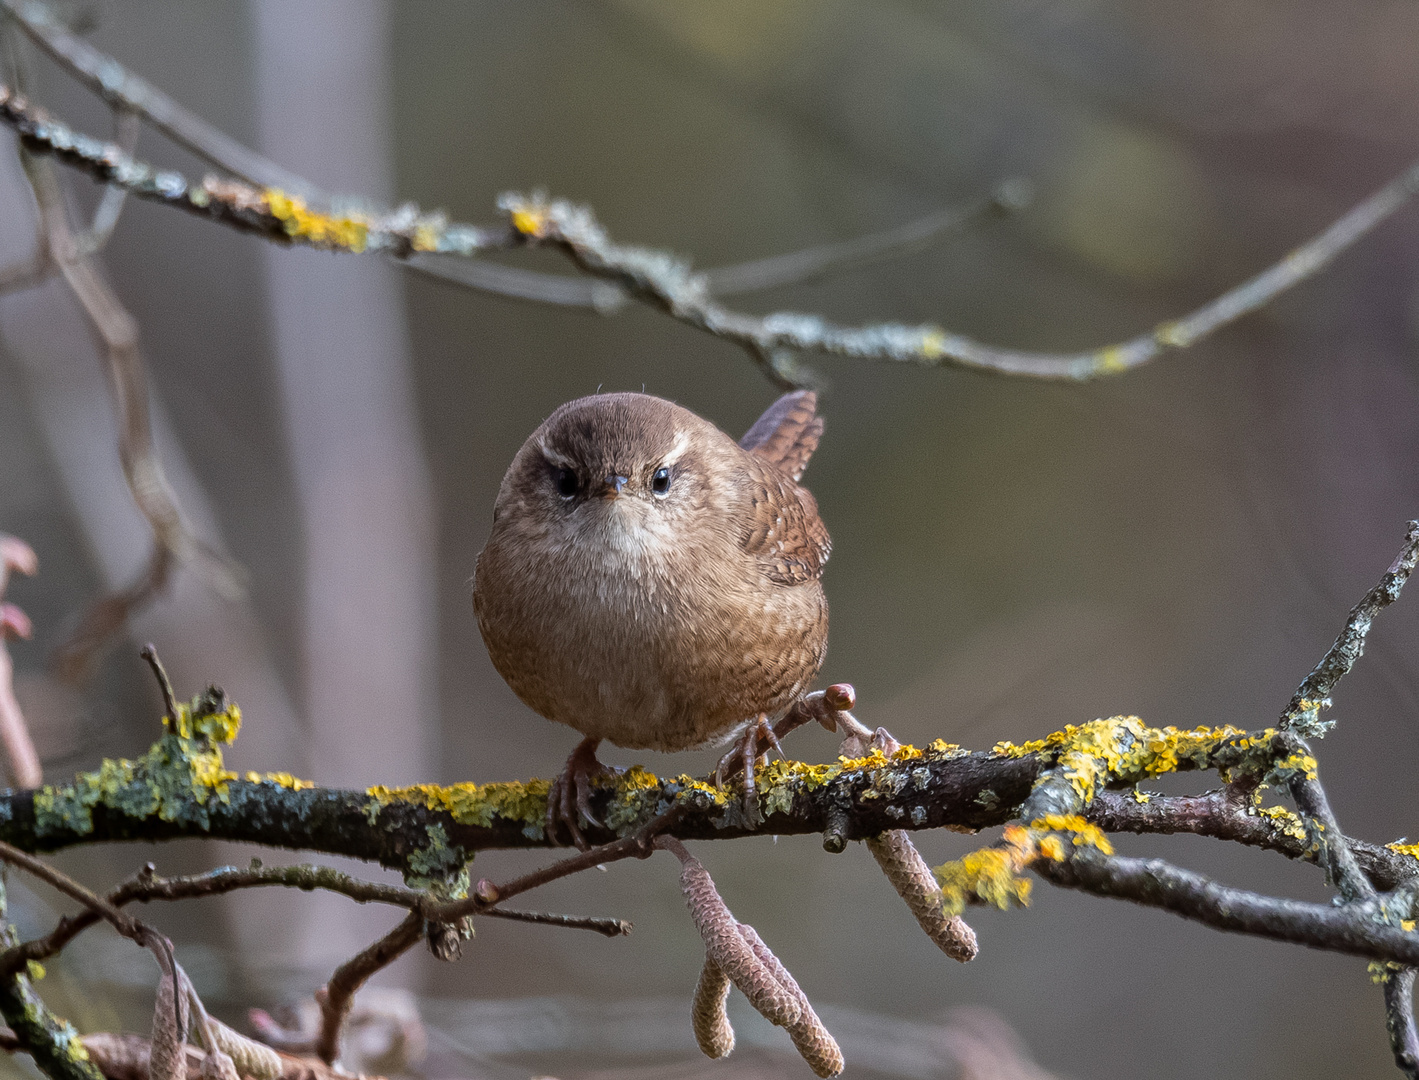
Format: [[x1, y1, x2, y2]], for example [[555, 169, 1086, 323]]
[[497, 393, 735, 556]]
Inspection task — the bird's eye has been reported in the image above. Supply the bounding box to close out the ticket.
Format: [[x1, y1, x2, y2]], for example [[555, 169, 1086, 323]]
[[553, 467, 579, 499], [651, 466, 672, 497]]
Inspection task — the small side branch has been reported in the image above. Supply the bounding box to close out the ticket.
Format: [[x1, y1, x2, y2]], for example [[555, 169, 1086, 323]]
[[1387, 968, 1419, 1079], [1032, 844, 1419, 966], [1281, 521, 1419, 736], [313, 911, 423, 1066], [1086, 788, 1419, 893]]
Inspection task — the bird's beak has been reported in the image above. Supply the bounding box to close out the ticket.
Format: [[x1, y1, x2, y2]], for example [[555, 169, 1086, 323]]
[[599, 474, 630, 498]]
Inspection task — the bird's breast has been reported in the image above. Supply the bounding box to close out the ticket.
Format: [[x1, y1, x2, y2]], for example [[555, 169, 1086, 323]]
[[476, 506, 825, 751]]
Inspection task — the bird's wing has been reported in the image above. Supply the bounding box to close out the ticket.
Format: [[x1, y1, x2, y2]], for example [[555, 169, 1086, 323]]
[[739, 390, 823, 482], [739, 456, 832, 586]]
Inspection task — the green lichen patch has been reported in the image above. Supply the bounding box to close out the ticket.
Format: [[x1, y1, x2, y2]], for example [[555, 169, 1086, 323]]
[[603, 765, 666, 832], [405, 823, 468, 883], [33, 691, 241, 838]]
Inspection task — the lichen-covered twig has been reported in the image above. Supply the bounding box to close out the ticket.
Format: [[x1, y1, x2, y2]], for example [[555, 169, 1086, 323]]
[[3, 55, 1415, 385], [313, 911, 423, 1066], [0, 537, 42, 788], [0, 4, 1021, 313], [1281, 734, 1376, 903], [1030, 840, 1419, 965], [1281, 520, 1419, 736], [1086, 787, 1418, 892], [495, 166, 1419, 382]]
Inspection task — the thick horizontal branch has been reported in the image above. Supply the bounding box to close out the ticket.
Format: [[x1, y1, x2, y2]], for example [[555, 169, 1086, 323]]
[[0, 746, 1045, 869]]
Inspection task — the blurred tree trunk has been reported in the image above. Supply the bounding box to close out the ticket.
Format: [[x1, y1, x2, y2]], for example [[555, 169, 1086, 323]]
[[251, 0, 437, 988]]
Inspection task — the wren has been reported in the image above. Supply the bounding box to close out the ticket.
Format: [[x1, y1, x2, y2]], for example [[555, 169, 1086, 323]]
[[474, 390, 830, 847]]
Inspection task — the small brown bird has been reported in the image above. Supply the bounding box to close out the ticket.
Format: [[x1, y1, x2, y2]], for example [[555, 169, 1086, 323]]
[[474, 390, 830, 846]]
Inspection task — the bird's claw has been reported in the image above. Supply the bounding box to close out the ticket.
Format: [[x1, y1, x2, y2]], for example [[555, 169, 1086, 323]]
[[546, 737, 620, 850], [714, 714, 781, 826]]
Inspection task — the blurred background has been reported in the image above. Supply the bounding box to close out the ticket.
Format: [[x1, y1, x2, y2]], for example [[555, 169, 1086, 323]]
[[1, 1, 1419, 1077]]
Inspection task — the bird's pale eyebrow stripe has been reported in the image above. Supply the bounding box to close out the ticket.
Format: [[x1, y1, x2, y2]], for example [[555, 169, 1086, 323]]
[[538, 440, 576, 469], [662, 431, 691, 466]]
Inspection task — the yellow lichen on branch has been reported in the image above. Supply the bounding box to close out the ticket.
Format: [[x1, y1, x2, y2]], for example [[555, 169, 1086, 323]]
[[933, 814, 1116, 916], [994, 716, 1247, 803], [264, 190, 369, 252], [934, 824, 1037, 915], [366, 778, 554, 840]]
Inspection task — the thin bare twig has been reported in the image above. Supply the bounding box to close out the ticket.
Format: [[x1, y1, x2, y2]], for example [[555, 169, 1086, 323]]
[[138, 644, 179, 724], [441, 799, 692, 921], [479, 907, 631, 937], [0, 837, 171, 978], [14, 149, 243, 680], [1281, 520, 1419, 736], [313, 910, 422, 1065], [76, 103, 139, 256], [1030, 842, 1419, 966], [702, 178, 1030, 296]]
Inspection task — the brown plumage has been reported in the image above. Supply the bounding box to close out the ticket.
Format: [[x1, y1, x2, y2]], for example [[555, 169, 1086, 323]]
[[473, 390, 830, 845]]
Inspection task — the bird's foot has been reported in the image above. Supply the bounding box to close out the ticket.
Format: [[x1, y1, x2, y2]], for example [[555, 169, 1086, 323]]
[[787, 683, 901, 757], [546, 737, 620, 850], [714, 714, 783, 826]]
